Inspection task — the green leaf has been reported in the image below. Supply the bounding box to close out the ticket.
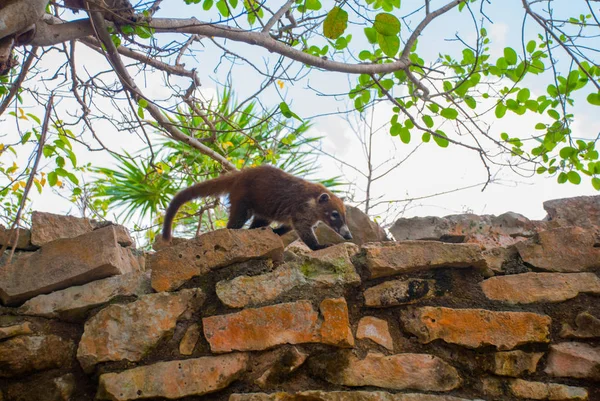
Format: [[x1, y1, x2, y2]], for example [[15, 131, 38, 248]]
[[203, 0, 213, 10], [567, 171, 581, 184], [526, 40, 536, 53], [135, 25, 153, 39], [216, 0, 230, 16], [495, 103, 507, 118], [535, 123, 546, 130], [364, 27, 377, 44], [422, 115, 434, 128], [559, 147, 576, 159], [440, 108, 458, 120], [21, 131, 31, 144], [433, 130, 449, 148], [587, 92, 600, 106], [592, 177, 600, 191], [547, 109, 560, 120], [373, 13, 400, 36], [279, 102, 302, 121], [305, 0, 322, 11], [323, 7, 348, 39], [504, 47, 518, 65], [56, 156, 65, 168], [557, 172, 568, 184], [422, 132, 431, 143], [377, 34, 399, 57], [48, 171, 58, 187], [358, 50, 372, 61], [464, 96, 476, 109], [390, 123, 401, 136], [517, 88, 530, 102], [399, 127, 411, 144], [138, 98, 148, 108]]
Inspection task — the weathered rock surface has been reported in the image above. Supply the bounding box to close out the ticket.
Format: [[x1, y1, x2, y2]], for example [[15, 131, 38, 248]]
[[217, 243, 360, 308], [481, 246, 520, 274], [203, 298, 353, 353], [150, 228, 284, 292], [179, 323, 201, 356], [543, 195, 600, 230], [0, 225, 142, 305], [2, 373, 76, 401], [314, 352, 461, 392], [77, 288, 204, 372], [315, 206, 389, 246], [0, 225, 34, 250], [515, 227, 600, 272], [481, 272, 600, 304], [364, 278, 436, 307], [0, 335, 74, 377], [97, 353, 249, 400], [356, 316, 394, 350], [31, 211, 94, 246], [0, 321, 33, 340], [254, 347, 308, 388], [401, 307, 551, 350], [560, 311, 600, 339], [509, 378, 588, 400], [363, 242, 486, 279], [545, 342, 600, 381], [231, 392, 481, 401], [491, 350, 544, 377], [390, 212, 543, 248], [18, 271, 152, 320]]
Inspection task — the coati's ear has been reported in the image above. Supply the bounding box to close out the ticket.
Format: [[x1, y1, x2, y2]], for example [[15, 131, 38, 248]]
[[318, 193, 330, 203]]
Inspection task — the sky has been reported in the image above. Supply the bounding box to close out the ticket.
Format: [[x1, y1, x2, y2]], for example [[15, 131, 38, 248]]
[[1, 0, 599, 234]]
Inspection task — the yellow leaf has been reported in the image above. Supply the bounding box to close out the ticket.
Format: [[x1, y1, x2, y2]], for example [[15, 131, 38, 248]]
[[41, 178, 47, 186], [19, 181, 26, 188], [0, 144, 4, 151], [277, 80, 284, 89], [56, 179, 63, 187], [12, 183, 19, 192]]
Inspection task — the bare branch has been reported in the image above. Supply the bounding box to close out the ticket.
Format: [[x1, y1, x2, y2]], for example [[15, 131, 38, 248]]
[[0, 46, 38, 116], [86, 9, 237, 171], [263, 0, 295, 34]]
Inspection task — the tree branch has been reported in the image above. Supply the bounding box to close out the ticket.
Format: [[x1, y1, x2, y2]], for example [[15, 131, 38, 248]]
[[0, 0, 47, 40], [86, 9, 236, 171]]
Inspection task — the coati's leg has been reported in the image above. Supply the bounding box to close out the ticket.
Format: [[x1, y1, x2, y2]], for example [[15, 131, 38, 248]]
[[227, 202, 251, 229], [272, 225, 292, 236], [292, 219, 329, 251], [249, 217, 271, 229]]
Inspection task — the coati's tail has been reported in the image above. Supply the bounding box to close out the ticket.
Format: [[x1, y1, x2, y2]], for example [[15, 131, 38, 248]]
[[162, 172, 238, 241]]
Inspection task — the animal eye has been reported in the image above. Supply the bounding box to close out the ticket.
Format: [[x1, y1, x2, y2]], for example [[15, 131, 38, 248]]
[[332, 211, 340, 219]]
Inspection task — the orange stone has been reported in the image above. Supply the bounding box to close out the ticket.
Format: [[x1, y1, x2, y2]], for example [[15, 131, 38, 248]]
[[319, 298, 354, 347], [321, 352, 461, 392], [203, 299, 353, 353], [357, 316, 394, 350], [150, 228, 283, 292], [401, 307, 550, 350], [481, 272, 600, 304], [97, 353, 248, 400]]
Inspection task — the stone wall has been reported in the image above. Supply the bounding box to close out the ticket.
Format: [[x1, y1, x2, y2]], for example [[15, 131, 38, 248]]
[[0, 197, 598, 401]]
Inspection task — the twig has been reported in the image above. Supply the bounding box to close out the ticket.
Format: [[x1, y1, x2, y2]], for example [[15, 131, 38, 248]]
[[86, 8, 236, 171], [0, 46, 38, 116], [262, 0, 295, 34], [1, 94, 53, 264]]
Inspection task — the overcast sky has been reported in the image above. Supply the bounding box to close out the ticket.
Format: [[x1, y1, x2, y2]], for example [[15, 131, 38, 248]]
[[1, 0, 598, 230]]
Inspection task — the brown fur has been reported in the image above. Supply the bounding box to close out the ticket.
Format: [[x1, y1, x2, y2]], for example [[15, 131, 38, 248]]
[[162, 165, 351, 250]]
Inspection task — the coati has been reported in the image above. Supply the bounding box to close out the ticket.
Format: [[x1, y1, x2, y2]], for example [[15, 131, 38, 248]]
[[162, 165, 352, 250]]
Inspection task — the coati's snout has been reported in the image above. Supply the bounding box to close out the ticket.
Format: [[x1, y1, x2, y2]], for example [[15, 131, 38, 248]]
[[317, 192, 353, 241], [339, 225, 353, 240]]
